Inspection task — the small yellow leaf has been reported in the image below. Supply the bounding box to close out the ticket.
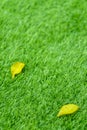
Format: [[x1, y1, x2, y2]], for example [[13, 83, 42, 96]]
[[57, 104, 79, 117], [11, 62, 25, 78]]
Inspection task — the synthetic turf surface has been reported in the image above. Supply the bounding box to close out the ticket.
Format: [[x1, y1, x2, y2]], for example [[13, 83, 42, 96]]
[[0, 0, 87, 130]]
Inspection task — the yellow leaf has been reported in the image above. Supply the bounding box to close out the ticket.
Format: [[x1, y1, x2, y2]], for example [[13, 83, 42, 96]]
[[11, 62, 25, 78], [57, 104, 79, 117]]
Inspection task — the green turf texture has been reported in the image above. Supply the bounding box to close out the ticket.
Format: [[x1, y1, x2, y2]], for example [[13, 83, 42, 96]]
[[0, 0, 87, 130]]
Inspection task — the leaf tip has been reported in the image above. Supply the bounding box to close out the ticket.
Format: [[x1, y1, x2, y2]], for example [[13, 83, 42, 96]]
[[12, 74, 15, 79]]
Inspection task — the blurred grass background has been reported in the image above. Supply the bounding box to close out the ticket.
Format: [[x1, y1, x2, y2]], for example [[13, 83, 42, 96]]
[[0, 0, 87, 129]]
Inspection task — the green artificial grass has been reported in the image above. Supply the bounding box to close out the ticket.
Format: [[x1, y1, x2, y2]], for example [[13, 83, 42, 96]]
[[0, 0, 87, 129]]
